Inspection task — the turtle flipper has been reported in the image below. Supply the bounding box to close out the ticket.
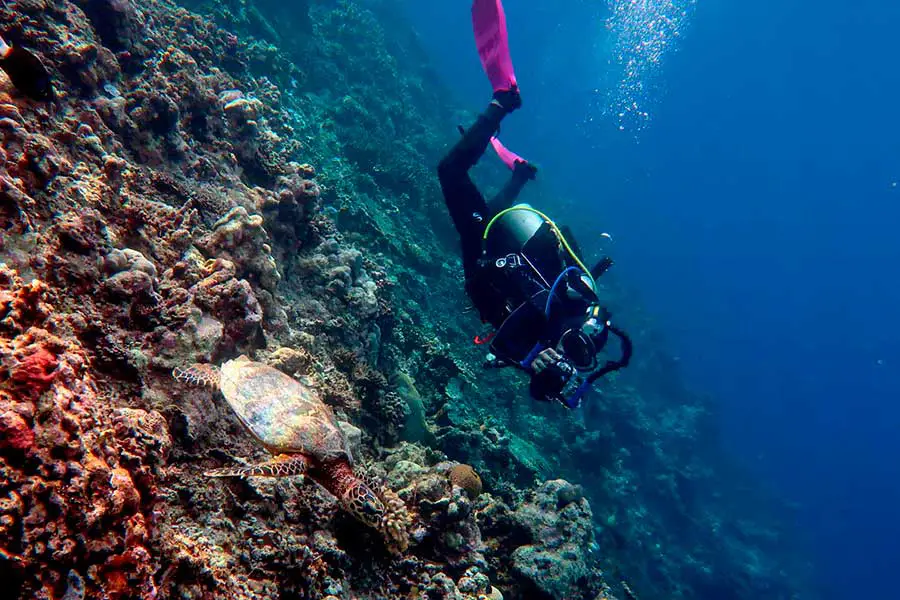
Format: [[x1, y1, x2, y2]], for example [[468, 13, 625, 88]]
[[173, 364, 220, 389], [205, 453, 308, 478]]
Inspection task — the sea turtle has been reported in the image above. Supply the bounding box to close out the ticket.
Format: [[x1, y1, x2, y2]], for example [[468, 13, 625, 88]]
[[173, 355, 409, 551]]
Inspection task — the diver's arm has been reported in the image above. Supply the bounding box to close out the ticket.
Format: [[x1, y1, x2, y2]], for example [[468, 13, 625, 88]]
[[439, 90, 521, 179], [558, 224, 613, 280], [591, 257, 614, 279], [487, 160, 537, 214]]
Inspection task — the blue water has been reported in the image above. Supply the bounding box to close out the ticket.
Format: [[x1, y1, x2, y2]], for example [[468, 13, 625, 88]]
[[402, 1, 900, 597]]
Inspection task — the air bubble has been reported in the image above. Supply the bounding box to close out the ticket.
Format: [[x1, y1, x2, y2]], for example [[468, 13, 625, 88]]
[[593, 0, 695, 134]]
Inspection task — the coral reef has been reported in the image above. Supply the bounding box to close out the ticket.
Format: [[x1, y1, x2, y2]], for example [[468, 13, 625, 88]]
[[448, 464, 483, 500], [510, 480, 596, 599], [1, 266, 170, 598], [0, 0, 810, 598]]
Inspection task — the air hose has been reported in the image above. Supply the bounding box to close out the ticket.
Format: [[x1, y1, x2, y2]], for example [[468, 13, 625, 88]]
[[545, 266, 586, 318]]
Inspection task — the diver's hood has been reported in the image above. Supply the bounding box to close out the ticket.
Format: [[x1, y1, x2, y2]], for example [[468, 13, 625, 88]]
[[485, 204, 545, 257]]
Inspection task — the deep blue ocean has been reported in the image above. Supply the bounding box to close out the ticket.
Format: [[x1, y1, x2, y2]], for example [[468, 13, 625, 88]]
[[401, 1, 900, 597]]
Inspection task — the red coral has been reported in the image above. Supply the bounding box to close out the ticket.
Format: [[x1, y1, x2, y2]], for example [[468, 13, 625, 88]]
[[0, 409, 34, 451], [9, 345, 59, 393], [101, 544, 155, 600]]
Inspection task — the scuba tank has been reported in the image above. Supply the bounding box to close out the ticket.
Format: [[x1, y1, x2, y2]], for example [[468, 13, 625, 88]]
[[484, 203, 545, 258]]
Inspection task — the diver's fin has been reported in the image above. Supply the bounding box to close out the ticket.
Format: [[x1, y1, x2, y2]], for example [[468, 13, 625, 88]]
[[489, 136, 521, 170], [205, 453, 309, 478], [490, 136, 536, 180], [172, 364, 221, 390], [472, 0, 517, 92], [0, 36, 53, 100]]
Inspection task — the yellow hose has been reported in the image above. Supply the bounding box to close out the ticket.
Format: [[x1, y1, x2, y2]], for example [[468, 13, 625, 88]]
[[482, 205, 596, 291]]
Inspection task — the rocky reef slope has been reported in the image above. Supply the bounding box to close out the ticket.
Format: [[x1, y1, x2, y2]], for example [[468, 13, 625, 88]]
[[0, 1, 808, 598]]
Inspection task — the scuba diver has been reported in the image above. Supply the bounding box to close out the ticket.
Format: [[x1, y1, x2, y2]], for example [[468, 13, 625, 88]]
[[438, 0, 632, 409]]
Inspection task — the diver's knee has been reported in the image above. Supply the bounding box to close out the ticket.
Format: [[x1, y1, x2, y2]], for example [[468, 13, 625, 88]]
[[438, 155, 460, 181]]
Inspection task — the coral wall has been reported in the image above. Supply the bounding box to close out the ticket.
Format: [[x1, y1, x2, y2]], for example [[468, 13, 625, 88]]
[[0, 1, 807, 599]]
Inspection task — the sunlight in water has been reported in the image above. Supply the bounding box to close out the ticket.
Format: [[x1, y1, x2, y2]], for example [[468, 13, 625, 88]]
[[596, 0, 695, 133]]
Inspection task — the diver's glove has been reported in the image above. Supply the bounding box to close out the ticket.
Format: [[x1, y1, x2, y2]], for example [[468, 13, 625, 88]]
[[512, 159, 538, 181]]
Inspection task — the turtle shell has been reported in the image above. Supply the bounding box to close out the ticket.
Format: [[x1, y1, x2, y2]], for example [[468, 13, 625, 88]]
[[218, 356, 351, 464]]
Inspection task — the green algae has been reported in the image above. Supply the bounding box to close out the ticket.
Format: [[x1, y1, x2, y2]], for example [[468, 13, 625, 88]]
[[394, 370, 430, 444]]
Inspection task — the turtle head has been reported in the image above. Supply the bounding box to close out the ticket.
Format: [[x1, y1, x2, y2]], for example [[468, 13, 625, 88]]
[[334, 466, 411, 552], [342, 481, 411, 553], [343, 482, 386, 529]]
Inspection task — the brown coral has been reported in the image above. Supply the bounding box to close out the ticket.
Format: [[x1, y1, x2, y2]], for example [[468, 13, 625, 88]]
[[0, 267, 52, 332], [190, 258, 263, 346], [380, 486, 412, 553], [449, 464, 483, 500], [266, 346, 313, 377]]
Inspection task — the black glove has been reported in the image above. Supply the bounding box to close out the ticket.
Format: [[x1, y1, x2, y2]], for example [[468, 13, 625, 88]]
[[591, 256, 614, 279]]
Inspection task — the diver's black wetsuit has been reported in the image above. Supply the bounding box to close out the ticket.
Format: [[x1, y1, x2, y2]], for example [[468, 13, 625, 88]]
[[438, 100, 535, 327], [438, 102, 531, 275], [437, 95, 632, 407]]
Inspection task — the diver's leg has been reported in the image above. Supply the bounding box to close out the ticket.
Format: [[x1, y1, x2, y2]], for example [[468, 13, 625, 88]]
[[438, 164, 490, 273], [438, 89, 521, 175], [438, 90, 521, 271], [487, 160, 538, 214]]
